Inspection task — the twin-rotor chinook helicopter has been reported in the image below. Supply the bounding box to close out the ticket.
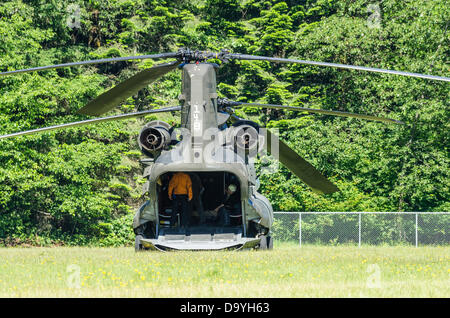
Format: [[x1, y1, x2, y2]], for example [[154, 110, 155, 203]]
[[1, 48, 448, 251]]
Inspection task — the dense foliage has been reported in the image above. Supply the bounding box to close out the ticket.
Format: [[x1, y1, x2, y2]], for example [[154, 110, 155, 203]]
[[0, 0, 448, 245]]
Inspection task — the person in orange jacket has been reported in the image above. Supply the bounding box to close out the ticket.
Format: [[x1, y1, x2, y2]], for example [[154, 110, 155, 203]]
[[168, 172, 193, 228]]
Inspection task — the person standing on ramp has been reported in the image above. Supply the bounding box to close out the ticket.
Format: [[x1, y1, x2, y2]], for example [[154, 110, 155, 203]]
[[168, 172, 193, 229]]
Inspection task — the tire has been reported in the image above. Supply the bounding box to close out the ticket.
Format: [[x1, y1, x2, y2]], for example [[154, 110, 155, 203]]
[[259, 235, 267, 250], [267, 235, 273, 250], [135, 235, 144, 252]]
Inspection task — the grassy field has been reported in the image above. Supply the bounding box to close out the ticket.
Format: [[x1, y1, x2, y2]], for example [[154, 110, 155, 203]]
[[0, 243, 448, 297]]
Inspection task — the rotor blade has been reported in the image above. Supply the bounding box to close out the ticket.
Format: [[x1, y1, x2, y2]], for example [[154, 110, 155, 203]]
[[229, 54, 450, 82], [0, 52, 178, 76], [0, 106, 181, 140], [231, 102, 404, 124], [77, 61, 181, 116], [228, 113, 339, 194], [265, 129, 339, 194]]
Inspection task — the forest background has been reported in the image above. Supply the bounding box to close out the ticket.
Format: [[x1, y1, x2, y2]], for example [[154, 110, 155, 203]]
[[0, 0, 448, 246]]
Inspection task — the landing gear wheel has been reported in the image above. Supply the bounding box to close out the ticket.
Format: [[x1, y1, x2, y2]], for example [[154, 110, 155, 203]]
[[267, 235, 273, 250], [135, 235, 144, 252], [259, 235, 268, 250], [258, 235, 273, 250]]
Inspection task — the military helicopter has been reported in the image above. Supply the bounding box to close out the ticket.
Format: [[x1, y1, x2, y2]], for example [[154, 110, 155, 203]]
[[1, 48, 448, 251]]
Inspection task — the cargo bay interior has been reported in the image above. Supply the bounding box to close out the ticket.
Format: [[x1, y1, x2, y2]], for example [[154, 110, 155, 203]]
[[156, 171, 243, 235]]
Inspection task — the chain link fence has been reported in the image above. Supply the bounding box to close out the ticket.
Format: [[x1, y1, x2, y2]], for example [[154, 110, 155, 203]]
[[271, 212, 450, 247]]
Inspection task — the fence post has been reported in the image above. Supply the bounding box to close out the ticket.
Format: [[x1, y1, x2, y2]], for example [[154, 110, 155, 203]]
[[415, 212, 418, 248], [299, 212, 302, 248], [359, 213, 361, 248]]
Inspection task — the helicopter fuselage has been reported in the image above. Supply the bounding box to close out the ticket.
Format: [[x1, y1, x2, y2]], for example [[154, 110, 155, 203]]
[[133, 63, 273, 251]]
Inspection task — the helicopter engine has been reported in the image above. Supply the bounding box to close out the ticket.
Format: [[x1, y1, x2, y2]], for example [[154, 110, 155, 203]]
[[138, 120, 172, 157], [229, 120, 261, 155]]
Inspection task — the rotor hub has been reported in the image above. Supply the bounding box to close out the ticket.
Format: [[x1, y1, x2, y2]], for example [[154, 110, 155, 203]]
[[176, 48, 231, 64]]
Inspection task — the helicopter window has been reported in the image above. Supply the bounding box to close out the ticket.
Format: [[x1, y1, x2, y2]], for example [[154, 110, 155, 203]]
[[157, 171, 242, 229]]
